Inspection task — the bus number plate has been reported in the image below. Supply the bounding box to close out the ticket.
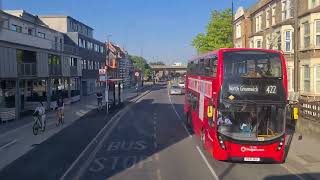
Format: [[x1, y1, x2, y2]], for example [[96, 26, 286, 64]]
[[244, 157, 260, 162]]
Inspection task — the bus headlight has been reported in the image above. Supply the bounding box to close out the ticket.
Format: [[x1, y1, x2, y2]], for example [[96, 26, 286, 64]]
[[277, 137, 285, 151], [218, 135, 226, 150]]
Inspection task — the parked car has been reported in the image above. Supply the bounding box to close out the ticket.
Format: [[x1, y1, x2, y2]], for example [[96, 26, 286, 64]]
[[169, 85, 184, 95]]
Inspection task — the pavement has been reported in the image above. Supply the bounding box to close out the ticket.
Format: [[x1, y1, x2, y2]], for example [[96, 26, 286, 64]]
[[0, 82, 319, 180]]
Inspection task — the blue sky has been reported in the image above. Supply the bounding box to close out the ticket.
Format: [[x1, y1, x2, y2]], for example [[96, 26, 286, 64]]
[[2, 0, 257, 64]]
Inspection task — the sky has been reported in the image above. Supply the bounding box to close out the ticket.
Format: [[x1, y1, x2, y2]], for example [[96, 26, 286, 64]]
[[2, 0, 257, 64]]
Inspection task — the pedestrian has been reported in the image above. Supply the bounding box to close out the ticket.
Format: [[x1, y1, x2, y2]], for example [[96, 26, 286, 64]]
[[56, 95, 64, 125], [96, 91, 103, 110]]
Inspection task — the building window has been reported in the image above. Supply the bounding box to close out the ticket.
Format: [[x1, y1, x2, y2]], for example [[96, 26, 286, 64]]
[[94, 44, 99, 52], [304, 65, 310, 92], [70, 57, 77, 67], [83, 60, 87, 69], [100, 46, 104, 54], [285, 31, 292, 52], [255, 14, 262, 32], [303, 22, 310, 48], [256, 40, 262, 48], [315, 20, 320, 47], [250, 40, 254, 48], [272, 6, 276, 25], [10, 24, 22, 33], [316, 65, 320, 93], [28, 28, 33, 35], [282, 0, 293, 20], [287, 67, 294, 91], [37, 32, 46, 39], [87, 41, 93, 50], [266, 9, 270, 28], [309, 0, 320, 9]]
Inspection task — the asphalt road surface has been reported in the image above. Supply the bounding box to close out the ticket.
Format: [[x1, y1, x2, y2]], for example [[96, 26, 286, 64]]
[[0, 83, 308, 180]]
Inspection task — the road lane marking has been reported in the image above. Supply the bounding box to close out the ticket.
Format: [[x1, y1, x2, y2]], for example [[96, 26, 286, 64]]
[[168, 91, 192, 138], [196, 146, 219, 180], [281, 164, 306, 180], [60, 89, 152, 180], [156, 169, 162, 180], [0, 139, 18, 151]]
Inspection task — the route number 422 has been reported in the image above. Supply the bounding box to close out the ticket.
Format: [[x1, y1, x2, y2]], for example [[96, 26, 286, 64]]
[[266, 86, 277, 94]]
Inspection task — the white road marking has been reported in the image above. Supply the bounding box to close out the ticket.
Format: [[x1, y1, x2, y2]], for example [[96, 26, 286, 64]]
[[0, 139, 18, 151], [60, 90, 152, 180], [168, 91, 192, 138], [156, 169, 162, 180], [281, 164, 306, 180], [196, 146, 219, 180]]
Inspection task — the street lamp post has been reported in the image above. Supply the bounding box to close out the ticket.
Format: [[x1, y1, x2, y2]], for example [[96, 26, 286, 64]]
[[232, 0, 234, 47], [106, 35, 112, 114]]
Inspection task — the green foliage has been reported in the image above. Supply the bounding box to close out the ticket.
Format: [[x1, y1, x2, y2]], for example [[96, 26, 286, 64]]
[[192, 8, 233, 54], [149, 61, 165, 66], [129, 55, 151, 79]]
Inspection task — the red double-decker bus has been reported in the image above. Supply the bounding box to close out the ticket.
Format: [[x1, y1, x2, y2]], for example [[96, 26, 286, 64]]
[[184, 48, 288, 163]]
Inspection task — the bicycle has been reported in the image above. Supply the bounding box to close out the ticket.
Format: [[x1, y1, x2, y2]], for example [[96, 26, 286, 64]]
[[32, 113, 46, 135]]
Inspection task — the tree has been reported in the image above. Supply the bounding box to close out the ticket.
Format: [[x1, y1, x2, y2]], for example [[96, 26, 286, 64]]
[[129, 55, 152, 79], [192, 8, 232, 54]]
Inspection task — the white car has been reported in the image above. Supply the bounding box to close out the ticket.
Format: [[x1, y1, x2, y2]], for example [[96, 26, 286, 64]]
[[170, 85, 184, 95], [178, 82, 185, 88]]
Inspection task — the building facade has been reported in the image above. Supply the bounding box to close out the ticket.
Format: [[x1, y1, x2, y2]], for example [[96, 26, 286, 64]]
[[233, 0, 320, 96], [0, 10, 81, 121], [39, 15, 106, 96]]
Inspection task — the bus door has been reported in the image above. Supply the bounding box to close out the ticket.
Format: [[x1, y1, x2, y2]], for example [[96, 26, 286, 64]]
[[206, 100, 216, 152]]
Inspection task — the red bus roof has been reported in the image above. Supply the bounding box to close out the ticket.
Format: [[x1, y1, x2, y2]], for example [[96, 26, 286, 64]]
[[189, 48, 283, 62]]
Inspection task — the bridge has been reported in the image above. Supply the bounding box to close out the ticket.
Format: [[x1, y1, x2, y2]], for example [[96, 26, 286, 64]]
[[150, 65, 187, 78]]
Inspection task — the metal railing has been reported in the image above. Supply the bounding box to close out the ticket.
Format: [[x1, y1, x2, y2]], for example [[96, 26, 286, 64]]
[[299, 98, 320, 122], [18, 63, 36, 76]]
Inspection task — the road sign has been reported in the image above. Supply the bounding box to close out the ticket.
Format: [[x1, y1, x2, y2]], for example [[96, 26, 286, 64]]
[[99, 69, 106, 75], [135, 72, 140, 77]]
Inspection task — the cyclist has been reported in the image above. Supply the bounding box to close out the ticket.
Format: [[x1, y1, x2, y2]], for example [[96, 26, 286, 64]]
[[56, 95, 64, 125], [34, 101, 46, 131], [96, 91, 103, 110]]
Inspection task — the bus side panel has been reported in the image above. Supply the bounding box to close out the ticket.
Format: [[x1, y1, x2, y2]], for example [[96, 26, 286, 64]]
[[191, 109, 201, 135]]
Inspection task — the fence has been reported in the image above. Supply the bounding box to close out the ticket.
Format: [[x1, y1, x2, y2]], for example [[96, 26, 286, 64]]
[[299, 98, 320, 122]]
